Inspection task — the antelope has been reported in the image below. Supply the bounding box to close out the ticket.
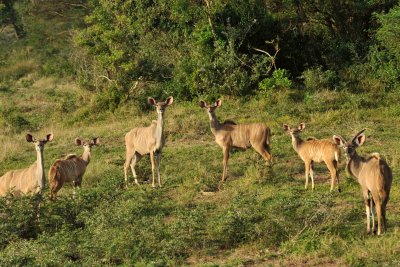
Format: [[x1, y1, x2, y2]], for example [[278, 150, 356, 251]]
[[48, 138, 99, 200], [283, 123, 341, 192], [0, 133, 53, 196], [199, 100, 272, 185], [124, 96, 173, 188], [333, 130, 392, 236]]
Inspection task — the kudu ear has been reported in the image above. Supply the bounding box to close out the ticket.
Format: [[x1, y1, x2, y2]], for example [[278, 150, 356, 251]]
[[46, 133, 54, 142], [283, 124, 290, 131], [91, 137, 100, 146], [332, 135, 346, 147], [353, 133, 366, 147], [147, 97, 157, 106], [215, 99, 222, 107], [75, 138, 83, 146], [26, 134, 35, 143], [199, 100, 207, 108], [298, 122, 305, 131], [165, 96, 174, 106]]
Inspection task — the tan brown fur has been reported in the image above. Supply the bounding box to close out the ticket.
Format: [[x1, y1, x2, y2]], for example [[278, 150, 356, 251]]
[[200, 100, 272, 185], [333, 130, 392, 236], [0, 163, 43, 196], [124, 97, 173, 188], [0, 133, 53, 196], [284, 123, 341, 192], [49, 138, 99, 200]]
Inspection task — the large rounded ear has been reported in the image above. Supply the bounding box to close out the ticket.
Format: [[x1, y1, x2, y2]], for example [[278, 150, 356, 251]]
[[147, 97, 156, 106], [91, 137, 100, 146], [75, 138, 83, 146], [283, 124, 290, 132], [199, 100, 207, 108], [332, 135, 346, 147], [215, 99, 222, 107], [165, 96, 174, 106], [26, 134, 35, 143], [46, 133, 54, 142], [298, 122, 305, 131], [353, 133, 366, 147]]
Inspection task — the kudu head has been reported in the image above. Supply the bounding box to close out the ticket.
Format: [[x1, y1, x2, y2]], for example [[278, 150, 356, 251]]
[[333, 129, 366, 160], [26, 133, 54, 152], [283, 123, 305, 138], [75, 137, 100, 153], [199, 99, 222, 116], [148, 96, 174, 115]]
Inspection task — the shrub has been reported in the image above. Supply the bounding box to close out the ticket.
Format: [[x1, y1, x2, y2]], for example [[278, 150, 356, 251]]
[[258, 68, 292, 91]]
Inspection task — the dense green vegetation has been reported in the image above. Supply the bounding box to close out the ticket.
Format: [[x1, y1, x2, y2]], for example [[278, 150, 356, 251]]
[[0, 0, 400, 266]]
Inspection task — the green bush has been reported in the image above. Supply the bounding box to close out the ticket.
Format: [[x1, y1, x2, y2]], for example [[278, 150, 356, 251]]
[[258, 68, 292, 91]]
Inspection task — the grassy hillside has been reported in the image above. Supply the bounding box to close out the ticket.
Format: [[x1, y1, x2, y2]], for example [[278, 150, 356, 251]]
[[1, 1, 400, 267], [0, 90, 400, 266]]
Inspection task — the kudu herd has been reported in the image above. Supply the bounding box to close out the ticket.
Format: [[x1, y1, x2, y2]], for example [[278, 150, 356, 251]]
[[0, 96, 394, 236]]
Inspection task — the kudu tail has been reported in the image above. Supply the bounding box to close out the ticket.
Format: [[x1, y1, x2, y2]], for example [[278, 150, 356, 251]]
[[265, 127, 271, 146], [335, 151, 340, 162]]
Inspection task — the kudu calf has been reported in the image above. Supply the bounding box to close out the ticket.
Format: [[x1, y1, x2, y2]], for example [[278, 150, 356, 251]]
[[124, 96, 173, 188], [283, 123, 341, 192], [0, 133, 53, 196], [49, 138, 99, 200], [333, 130, 392, 236], [199, 100, 272, 185]]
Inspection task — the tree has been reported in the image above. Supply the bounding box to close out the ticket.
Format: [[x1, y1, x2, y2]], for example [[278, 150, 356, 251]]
[[367, 4, 400, 87], [0, 0, 26, 38]]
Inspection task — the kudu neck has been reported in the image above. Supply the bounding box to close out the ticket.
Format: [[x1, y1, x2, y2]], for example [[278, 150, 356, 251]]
[[209, 111, 221, 134], [154, 111, 165, 149], [81, 149, 91, 164], [347, 152, 364, 178], [291, 134, 303, 152], [35, 149, 45, 191]]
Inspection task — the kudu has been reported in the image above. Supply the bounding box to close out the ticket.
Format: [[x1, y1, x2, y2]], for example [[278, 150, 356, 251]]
[[199, 100, 272, 185], [124, 96, 173, 188], [48, 137, 100, 200], [333, 130, 392, 236], [0, 133, 53, 196], [283, 123, 341, 192]]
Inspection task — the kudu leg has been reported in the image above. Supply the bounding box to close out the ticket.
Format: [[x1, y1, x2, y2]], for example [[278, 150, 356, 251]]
[[155, 152, 162, 187], [381, 194, 389, 232], [222, 147, 230, 183], [372, 192, 382, 235], [363, 192, 371, 234], [124, 150, 134, 187], [130, 153, 142, 185], [304, 161, 311, 190], [150, 151, 156, 188], [253, 144, 272, 165], [326, 160, 339, 192], [72, 179, 82, 198], [310, 161, 315, 190]]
